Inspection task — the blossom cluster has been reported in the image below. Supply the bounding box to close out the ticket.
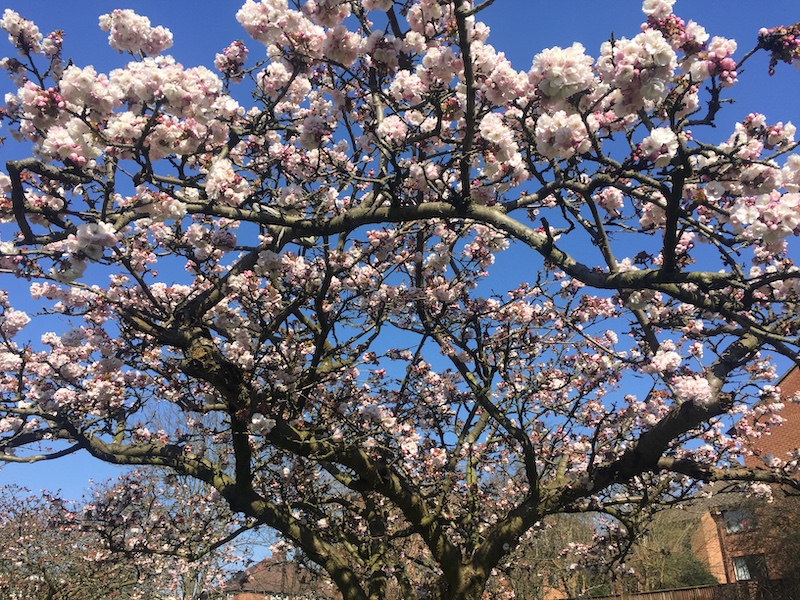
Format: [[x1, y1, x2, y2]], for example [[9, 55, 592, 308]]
[[98, 9, 173, 56], [641, 127, 679, 167], [0, 8, 42, 55], [730, 190, 800, 245], [758, 24, 800, 75], [236, 0, 325, 59], [529, 42, 595, 101], [214, 40, 248, 82], [596, 28, 677, 114], [535, 110, 593, 159]]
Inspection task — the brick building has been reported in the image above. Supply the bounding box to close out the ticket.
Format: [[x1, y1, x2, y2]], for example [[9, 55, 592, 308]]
[[742, 365, 800, 469], [691, 365, 800, 585], [215, 552, 340, 600]]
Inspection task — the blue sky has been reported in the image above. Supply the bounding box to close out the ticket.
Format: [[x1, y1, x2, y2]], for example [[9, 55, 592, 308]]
[[0, 0, 798, 499]]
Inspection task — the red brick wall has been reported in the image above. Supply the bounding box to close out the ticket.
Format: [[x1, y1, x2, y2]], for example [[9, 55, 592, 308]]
[[692, 512, 728, 583], [743, 366, 800, 468], [692, 368, 800, 584]]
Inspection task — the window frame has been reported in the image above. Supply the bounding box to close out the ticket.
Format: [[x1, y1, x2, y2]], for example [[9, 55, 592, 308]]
[[731, 554, 768, 581], [722, 508, 757, 534]]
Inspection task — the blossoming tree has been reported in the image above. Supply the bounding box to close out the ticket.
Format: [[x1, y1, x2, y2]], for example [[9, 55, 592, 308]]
[[1, 0, 800, 598], [0, 480, 234, 599]]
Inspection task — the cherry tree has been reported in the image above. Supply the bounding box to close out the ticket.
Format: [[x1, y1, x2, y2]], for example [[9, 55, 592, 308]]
[[0, 482, 233, 599], [81, 470, 252, 599], [1, 1, 800, 598]]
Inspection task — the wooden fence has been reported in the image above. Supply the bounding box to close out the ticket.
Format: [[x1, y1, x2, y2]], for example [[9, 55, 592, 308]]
[[581, 579, 800, 600]]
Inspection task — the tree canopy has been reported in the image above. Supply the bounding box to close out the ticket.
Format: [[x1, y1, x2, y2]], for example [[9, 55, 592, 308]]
[[1, 1, 799, 598], [0, 480, 233, 600]]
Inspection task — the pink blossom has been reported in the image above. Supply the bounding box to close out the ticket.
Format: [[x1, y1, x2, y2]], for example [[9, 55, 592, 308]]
[[705, 36, 738, 86], [214, 40, 248, 82], [641, 127, 678, 167], [473, 41, 529, 105], [0, 416, 23, 433], [748, 482, 774, 501], [58, 65, 116, 119], [642, 0, 675, 20], [133, 427, 152, 442], [418, 45, 462, 86], [684, 21, 710, 48], [323, 25, 362, 67], [60, 328, 84, 347], [638, 194, 667, 229], [594, 187, 625, 218], [597, 29, 676, 113], [0, 9, 42, 55], [205, 158, 250, 205], [366, 31, 402, 71], [671, 375, 713, 406], [429, 447, 448, 468], [0, 352, 22, 371], [529, 43, 595, 100], [646, 342, 681, 374], [376, 114, 408, 146], [302, 0, 351, 28], [730, 191, 800, 244], [0, 309, 30, 337], [251, 413, 276, 434], [298, 114, 330, 149], [782, 156, 800, 192], [759, 24, 800, 75], [39, 118, 102, 166], [136, 186, 188, 222], [105, 111, 146, 148], [235, 0, 290, 46], [479, 112, 519, 163], [236, 0, 324, 59], [388, 70, 425, 105], [64, 221, 117, 260], [535, 110, 592, 159], [399, 433, 420, 457], [50, 258, 87, 283], [98, 9, 173, 56]]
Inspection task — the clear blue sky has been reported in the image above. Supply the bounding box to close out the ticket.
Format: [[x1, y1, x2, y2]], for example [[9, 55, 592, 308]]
[[0, 0, 798, 499]]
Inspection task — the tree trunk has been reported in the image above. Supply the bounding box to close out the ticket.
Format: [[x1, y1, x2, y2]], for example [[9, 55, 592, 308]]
[[434, 565, 490, 600]]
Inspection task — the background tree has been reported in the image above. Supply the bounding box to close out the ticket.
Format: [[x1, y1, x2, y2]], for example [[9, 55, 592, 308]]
[[501, 513, 616, 599], [0, 486, 135, 600], [497, 508, 716, 598], [1, 1, 800, 599], [0, 481, 233, 600], [82, 471, 250, 599], [620, 509, 717, 593]]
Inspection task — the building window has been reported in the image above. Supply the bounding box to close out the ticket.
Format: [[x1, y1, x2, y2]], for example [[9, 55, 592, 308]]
[[722, 508, 756, 534], [732, 554, 768, 581]]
